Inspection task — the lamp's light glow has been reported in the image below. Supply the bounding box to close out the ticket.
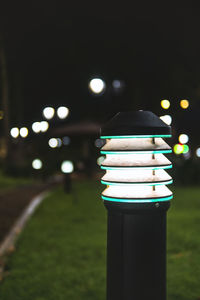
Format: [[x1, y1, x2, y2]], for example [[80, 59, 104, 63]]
[[101, 138, 171, 153], [102, 185, 172, 200], [57, 106, 69, 119], [101, 150, 172, 155], [160, 115, 172, 125], [10, 127, 19, 138], [101, 135, 172, 139], [178, 134, 189, 144], [102, 169, 172, 183], [101, 165, 172, 170], [161, 100, 170, 109], [180, 99, 189, 109], [20, 127, 28, 138], [40, 121, 49, 132], [89, 78, 106, 94], [61, 160, 74, 173], [99, 112, 172, 205], [102, 153, 171, 168], [101, 195, 173, 203], [32, 159, 42, 170], [173, 144, 184, 155], [43, 107, 55, 119], [101, 180, 173, 186], [196, 148, 200, 157]]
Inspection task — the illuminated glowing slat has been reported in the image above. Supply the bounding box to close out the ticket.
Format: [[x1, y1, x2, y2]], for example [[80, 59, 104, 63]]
[[101, 165, 172, 170], [101, 150, 172, 154], [101, 180, 173, 186], [102, 153, 171, 168], [101, 169, 172, 184], [102, 185, 172, 200], [101, 135, 172, 139], [101, 138, 171, 152], [102, 195, 173, 203]]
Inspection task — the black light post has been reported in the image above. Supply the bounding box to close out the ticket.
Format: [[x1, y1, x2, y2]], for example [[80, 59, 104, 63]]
[[99, 111, 173, 300]]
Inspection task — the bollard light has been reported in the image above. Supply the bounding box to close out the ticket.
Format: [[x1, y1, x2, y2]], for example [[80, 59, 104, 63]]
[[99, 111, 173, 300]]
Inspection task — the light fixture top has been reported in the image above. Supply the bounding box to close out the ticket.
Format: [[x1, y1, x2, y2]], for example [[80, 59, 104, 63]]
[[101, 111, 171, 136]]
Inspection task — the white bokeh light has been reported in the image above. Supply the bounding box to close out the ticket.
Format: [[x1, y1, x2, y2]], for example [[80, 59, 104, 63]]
[[56, 138, 62, 147], [20, 127, 28, 138], [32, 159, 42, 170], [48, 138, 58, 148], [32, 122, 41, 133], [43, 107, 55, 119], [112, 80, 121, 89], [89, 78, 106, 94], [97, 156, 105, 166], [160, 115, 172, 126], [178, 134, 189, 144], [196, 148, 200, 157], [57, 106, 69, 119], [40, 121, 49, 132], [61, 160, 74, 173], [62, 136, 71, 145], [10, 127, 19, 138]]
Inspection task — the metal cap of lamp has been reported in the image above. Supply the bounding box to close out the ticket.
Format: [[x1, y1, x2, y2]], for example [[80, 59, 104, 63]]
[[99, 111, 173, 300]]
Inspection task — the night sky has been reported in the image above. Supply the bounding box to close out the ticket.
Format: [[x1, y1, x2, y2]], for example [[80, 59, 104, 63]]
[[0, 3, 200, 143]]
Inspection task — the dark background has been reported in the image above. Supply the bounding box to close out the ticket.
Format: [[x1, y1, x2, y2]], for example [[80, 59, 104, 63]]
[[0, 2, 200, 180]]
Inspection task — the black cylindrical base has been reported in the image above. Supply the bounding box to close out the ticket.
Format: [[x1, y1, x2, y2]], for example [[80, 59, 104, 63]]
[[105, 202, 169, 300]]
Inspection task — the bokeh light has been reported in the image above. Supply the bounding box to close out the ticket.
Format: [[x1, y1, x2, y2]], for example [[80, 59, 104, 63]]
[[112, 80, 121, 89], [0, 111, 4, 120], [40, 121, 49, 132], [173, 144, 184, 155], [183, 144, 189, 154], [10, 127, 19, 138], [57, 106, 69, 119], [20, 127, 28, 138], [32, 159, 42, 170], [196, 148, 200, 157], [48, 138, 62, 148], [61, 160, 74, 173], [160, 115, 172, 125], [62, 136, 71, 145], [161, 99, 170, 109], [56, 138, 62, 147], [48, 138, 59, 148], [32, 122, 41, 133], [178, 134, 189, 144], [89, 78, 106, 94], [94, 139, 106, 148], [97, 156, 105, 166], [43, 107, 55, 119], [180, 99, 189, 109]]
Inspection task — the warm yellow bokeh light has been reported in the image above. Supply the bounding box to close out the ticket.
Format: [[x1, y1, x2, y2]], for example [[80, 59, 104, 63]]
[[0, 111, 4, 120], [161, 100, 170, 109], [180, 99, 189, 109]]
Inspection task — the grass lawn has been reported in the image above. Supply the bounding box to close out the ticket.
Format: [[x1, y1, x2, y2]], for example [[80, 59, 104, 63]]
[[0, 171, 33, 192], [0, 181, 200, 300]]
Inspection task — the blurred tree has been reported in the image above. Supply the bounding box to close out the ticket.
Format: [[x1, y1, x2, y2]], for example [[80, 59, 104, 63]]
[[0, 34, 11, 168]]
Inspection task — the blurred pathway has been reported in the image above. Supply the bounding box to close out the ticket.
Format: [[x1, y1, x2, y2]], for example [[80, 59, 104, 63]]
[[0, 183, 52, 243]]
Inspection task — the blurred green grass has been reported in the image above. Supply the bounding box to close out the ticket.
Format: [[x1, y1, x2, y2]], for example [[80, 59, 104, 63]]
[[0, 181, 199, 300], [0, 171, 33, 191]]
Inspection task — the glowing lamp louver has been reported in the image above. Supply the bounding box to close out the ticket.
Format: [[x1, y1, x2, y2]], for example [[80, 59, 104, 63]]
[[100, 111, 173, 204]]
